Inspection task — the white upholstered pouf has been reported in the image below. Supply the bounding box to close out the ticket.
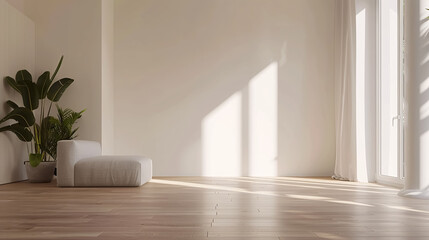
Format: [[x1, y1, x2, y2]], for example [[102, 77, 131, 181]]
[[74, 156, 152, 187], [57, 140, 153, 187]]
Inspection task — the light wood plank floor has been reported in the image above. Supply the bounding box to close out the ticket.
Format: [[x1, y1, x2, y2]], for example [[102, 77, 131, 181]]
[[1, 177, 429, 240]]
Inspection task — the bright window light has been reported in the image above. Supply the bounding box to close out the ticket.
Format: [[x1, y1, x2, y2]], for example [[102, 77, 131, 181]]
[[356, 8, 368, 182], [380, 0, 400, 178]]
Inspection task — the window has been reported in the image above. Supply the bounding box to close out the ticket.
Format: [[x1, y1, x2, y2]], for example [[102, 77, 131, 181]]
[[376, 0, 405, 186]]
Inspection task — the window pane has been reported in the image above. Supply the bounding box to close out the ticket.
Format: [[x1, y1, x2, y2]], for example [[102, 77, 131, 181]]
[[380, 0, 399, 177]]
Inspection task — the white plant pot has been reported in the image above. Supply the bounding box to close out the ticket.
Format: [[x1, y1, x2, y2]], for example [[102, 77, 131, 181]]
[[24, 161, 56, 183]]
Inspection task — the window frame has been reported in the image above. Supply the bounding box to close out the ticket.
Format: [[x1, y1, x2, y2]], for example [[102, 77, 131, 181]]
[[375, 0, 405, 187]]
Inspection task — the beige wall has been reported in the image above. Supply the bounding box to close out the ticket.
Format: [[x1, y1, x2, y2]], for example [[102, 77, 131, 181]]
[[9, 0, 104, 144], [0, 0, 35, 184], [32, 0, 103, 144], [114, 0, 336, 176], [6, 0, 337, 177], [102, 0, 115, 154]]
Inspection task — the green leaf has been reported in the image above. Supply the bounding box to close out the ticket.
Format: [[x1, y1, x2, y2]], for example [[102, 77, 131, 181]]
[[36, 71, 52, 99], [0, 107, 35, 127], [5, 75, 39, 110], [4, 76, 21, 93], [70, 127, 79, 139], [16, 70, 32, 83], [43, 116, 60, 159], [47, 78, 73, 102], [16, 81, 39, 110], [6, 100, 19, 109], [29, 153, 43, 167], [33, 123, 41, 150], [0, 123, 33, 142], [40, 106, 84, 160], [40, 116, 54, 155], [51, 56, 63, 81]]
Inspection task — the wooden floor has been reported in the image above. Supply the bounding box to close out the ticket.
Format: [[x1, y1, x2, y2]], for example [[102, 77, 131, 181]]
[[1, 177, 429, 240]]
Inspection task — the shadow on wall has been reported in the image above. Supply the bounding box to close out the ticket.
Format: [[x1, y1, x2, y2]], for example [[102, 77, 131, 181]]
[[114, 0, 336, 176], [0, 0, 34, 184], [0, 69, 30, 185], [417, 2, 429, 186]]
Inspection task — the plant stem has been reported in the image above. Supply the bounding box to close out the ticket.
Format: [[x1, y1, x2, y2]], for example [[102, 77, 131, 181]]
[[40, 99, 44, 124], [47, 101, 53, 117], [30, 138, 34, 153], [26, 142, 29, 155], [33, 125, 38, 153], [27, 125, 34, 154]]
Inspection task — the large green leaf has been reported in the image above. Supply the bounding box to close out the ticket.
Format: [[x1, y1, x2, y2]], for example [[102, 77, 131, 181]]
[[51, 56, 63, 81], [16, 70, 32, 83], [0, 107, 35, 127], [0, 123, 33, 142], [5, 75, 39, 109], [47, 78, 73, 102], [29, 153, 43, 167], [4, 76, 21, 93], [6, 100, 19, 109], [16, 81, 39, 110], [36, 71, 52, 99]]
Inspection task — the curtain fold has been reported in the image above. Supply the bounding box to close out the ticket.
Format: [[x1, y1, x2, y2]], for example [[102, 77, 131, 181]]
[[333, 0, 357, 181]]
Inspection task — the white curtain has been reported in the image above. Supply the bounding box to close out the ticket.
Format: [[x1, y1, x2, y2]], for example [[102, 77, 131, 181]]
[[333, 0, 357, 181]]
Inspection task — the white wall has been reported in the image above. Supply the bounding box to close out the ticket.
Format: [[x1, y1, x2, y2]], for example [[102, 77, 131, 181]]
[[0, 0, 35, 184], [102, 0, 115, 154], [5, 0, 338, 177], [10, 0, 103, 144], [114, 0, 336, 176]]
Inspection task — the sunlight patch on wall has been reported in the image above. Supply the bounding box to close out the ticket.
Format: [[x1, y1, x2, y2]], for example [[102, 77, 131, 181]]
[[420, 101, 429, 120], [419, 78, 429, 94], [420, 131, 429, 186], [202, 92, 242, 176], [248, 62, 278, 176], [419, 79, 429, 120]]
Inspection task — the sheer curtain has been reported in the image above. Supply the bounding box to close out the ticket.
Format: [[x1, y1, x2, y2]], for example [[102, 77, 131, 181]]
[[333, 0, 357, 181]]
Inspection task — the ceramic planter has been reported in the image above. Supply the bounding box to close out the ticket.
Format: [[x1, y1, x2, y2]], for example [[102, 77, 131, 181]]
[[24, 161, 56, 183]]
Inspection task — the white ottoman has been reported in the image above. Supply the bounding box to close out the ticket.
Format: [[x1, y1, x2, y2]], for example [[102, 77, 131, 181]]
[[75, 156, 152, 187], [57, 140, 152, 187]]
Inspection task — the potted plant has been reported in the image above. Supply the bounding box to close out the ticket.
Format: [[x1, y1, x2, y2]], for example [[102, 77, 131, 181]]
[[0, 56, 84, 182]]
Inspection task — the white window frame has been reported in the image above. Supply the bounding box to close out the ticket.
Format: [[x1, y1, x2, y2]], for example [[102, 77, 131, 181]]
[[375, 0, 405, 188]]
